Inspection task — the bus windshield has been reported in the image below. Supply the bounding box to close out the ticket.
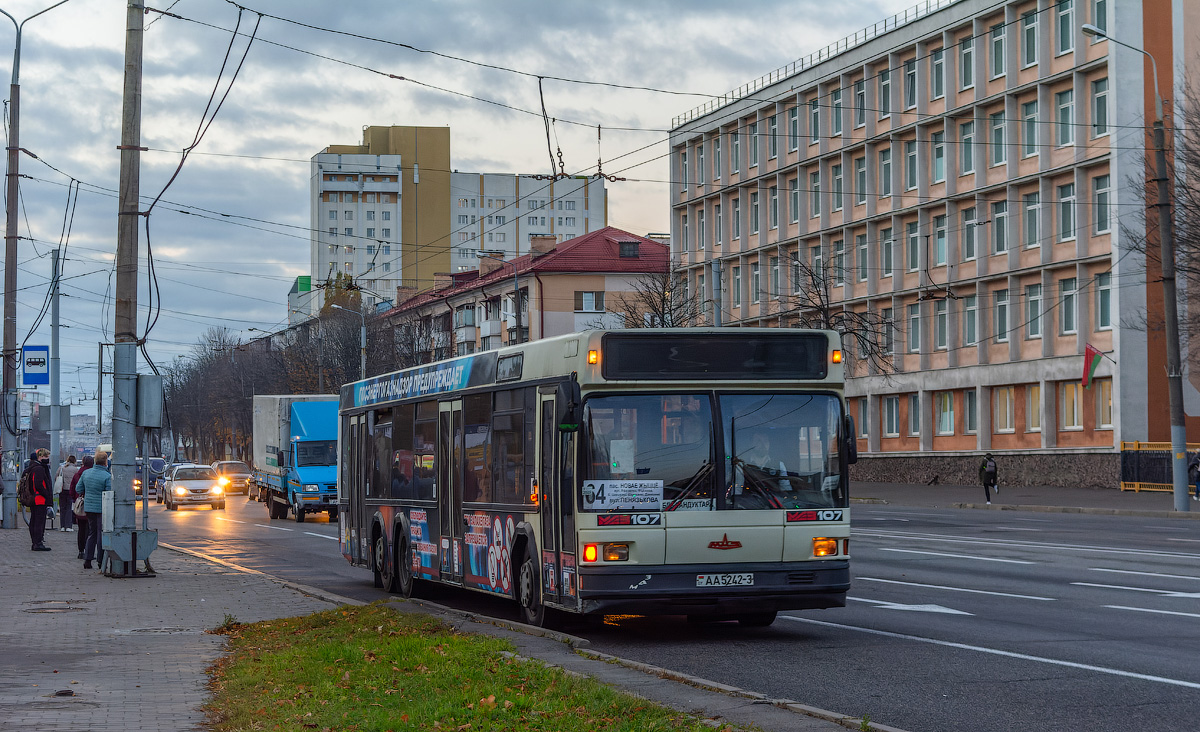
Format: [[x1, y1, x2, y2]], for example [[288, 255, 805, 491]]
[[581, 392, 846, 511], [296, 440, 338, 467]]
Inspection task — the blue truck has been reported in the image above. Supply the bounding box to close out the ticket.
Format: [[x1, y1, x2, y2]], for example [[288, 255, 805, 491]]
[[251, 395, 339, 523]]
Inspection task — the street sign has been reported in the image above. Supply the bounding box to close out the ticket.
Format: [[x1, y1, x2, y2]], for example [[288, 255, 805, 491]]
[[22, 345, 49, 386]]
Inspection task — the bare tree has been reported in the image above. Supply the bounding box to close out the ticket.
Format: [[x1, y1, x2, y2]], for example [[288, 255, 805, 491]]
[[601, 268, 705, 328]]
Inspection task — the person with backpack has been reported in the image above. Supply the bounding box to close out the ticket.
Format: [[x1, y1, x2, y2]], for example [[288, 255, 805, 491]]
[[21, 448, 55, 551], [978, 452, 999, 505]]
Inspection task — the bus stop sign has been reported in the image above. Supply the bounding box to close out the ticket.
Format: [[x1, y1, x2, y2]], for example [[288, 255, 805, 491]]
[[22, 346, 49, 386]]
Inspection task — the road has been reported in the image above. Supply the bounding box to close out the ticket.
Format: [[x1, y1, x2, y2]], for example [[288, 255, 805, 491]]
[[144, 493, 1200, 732]]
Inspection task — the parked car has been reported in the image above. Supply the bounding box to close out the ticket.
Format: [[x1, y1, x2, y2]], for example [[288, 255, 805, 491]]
[[134, 456, 166, 497], [211, 460, 253, 496], [162, 464, 226, 511]]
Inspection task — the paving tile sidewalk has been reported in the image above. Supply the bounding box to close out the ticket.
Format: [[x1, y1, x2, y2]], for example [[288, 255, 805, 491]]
[[0, 530, 337, 731]]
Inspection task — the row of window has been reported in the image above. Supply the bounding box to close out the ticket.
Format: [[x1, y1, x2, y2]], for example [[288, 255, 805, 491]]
[[327, 209, 393, 221], [455, 197, 578, 210], [457, 231, 508, 243], [322, 175, 398, 184], [321, 186, 397, 196], [328, 227, 393, 239], [325, 244, 393, 256], [335, 261, 392, 273]]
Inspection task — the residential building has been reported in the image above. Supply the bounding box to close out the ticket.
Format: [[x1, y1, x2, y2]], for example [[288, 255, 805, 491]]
[[668, 0, 1193, 485]]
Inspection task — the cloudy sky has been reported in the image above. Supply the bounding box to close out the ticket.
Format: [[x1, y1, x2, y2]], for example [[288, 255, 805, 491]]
[[6, 0, 916, 415]]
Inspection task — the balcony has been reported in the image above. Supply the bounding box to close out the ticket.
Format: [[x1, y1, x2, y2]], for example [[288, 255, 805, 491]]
[[479, 319, 504, 338], [454, 325, 477, 343]]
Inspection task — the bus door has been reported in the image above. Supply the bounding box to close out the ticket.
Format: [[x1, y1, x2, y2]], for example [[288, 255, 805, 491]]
[[438, 400, 465, 584], [537, 388, 563, 605], [347, 414, 369, 565]]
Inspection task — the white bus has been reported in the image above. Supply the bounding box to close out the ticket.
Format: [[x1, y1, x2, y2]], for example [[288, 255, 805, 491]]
[[338, 329, 854, 627]]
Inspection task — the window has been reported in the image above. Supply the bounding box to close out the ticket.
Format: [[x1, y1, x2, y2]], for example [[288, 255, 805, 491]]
[[882, 307, 895, 353], [990, 23, 1006, 78], [831, 165, 843, 211], [1096, 272, 1112, 329], [990, 112, 1006, 166], [965, 389, 978, 433], [1057, 0, 1074, 55], [458, 214, 469, 225], [1096, 378, 1113, 428], [345, 227, 353, 237], [681, 214, 689, 252], [960, 121, 975, 174], [995, 289, 1010, 341], [619, 241, 639, 258], [1056, 90, 1075, 146], [574, 291, 605, 312], [810, 171, 821, 217], [382, 245, 390, 255], [748, 122, 759, 167], [1022, 11, 1038, 67], [934, 215, 947, 265], [715, 204, 723, 244], [1093, 174, 1111, 233], [732, 266, 742, 307], [935, 300, 948, 350], [1092, 0, 1107, 36], [366, 228, 375, 238], [763, 187, 775, 230], [909, 394, 921, 435], [770, 256, 780, 296], [527, 216, 538, 226], [831, 89, 843, 136], [833, 240, 845, 285], [1026, 283, 1043, 338], [881, 227, 894, 277], [1023, 192, 1041, 248], [904, 59, 917, 109], [1027, 384, 1042, 432], [905, 141, 917, 190], [879, 70, 891, 117], [328, 210, 337, 220], [858, 400, 868, 438], [1092, 78, 1109, 136], [931, 131, 945, 183], [732, 198, 741, 239], [344, 210, 354, 221], [854, 80, 866, 127], [809, 98, 820, 143], [327, 243, 336, 254], [907, 303, 921, 353], [960, 37, 975, 89], [381, 228, 391, 238], [856, 235, 868, 282], [344, 262, 353, 273], [732, 131, 740, 171], [936, 392, 954, 434], [366, 210, 375, 221], [789, 180, 799, 223], [1058, 183, 1076, 241], [697, 146, 705, 184], [714, 137, 722, 179], [750, 192, 760, 234], [995, 386, 1015, 432], [927, 50, 944, 100], [787, 108, 799, 151], [907, 221, 920, 272], [680, 150, 689, 188], [963, 295, 978, 344], [962, 207, 977, 260], [879, 148, 892, 197], [751, 263, 761, 303], [344, 244, 354, 254], [382, 211, 391, 221], [1022, 101, 1039, 156], [768, 115, 778, 159], [884, 395, 900, 436], [992, 201, 1008, 253], [698, 209, 706, 250], [1060, 277, 1077, 334], [854, 157, 867, 205]]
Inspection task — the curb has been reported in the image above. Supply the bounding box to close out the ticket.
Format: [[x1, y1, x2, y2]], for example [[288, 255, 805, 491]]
[[389, 596, 591, 649], [950, 503, 1200, 518]]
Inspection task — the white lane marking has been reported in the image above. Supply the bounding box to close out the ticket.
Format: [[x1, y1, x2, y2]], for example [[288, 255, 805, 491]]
[[857, 577, 1055, 601], [879, 548, 1034, 564], [1166, 537, 1200, 543], [1071, 582, 1200, 599], [847, 597, 971, 615], [854, 529, 1200, 561], [213, 517, 245, 524], [779, 616, 1200, 689], [1140, 525, 1190, 531], [1089, 567, 1200, 582], [864, 510, 948, 517], [863, 518, 911, 521], [304, 532, 338, 541], [987, 526, 1044, 532], [1010, 518, 1054, 522], [1105, 605, 1200, 619], [253, 523, 294, 532]]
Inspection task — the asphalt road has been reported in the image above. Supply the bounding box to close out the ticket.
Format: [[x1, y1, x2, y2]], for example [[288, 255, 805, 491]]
[[144, 493, 1200, 732]]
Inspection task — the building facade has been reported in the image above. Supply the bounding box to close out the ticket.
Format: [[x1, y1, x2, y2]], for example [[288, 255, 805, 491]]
[[669, 0, 1197, 485]]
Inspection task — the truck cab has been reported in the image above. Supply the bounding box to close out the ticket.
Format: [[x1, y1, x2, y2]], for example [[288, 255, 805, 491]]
[[261, 399, 339, 522]]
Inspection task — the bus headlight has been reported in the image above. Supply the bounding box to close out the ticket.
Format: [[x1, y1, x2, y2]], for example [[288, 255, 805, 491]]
[[603, 543, 628, 561], [303, 484, 319, 492], [812, 538, 838, 557]]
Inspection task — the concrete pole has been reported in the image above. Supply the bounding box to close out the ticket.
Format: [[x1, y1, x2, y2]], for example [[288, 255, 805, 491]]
[[49, 248, 59, 463]]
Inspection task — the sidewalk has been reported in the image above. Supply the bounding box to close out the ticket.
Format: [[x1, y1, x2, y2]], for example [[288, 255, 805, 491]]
[[852, 480, 1200, 517]]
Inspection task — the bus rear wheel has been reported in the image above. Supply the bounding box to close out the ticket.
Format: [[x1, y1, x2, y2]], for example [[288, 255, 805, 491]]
[[516, 547, 545, 627], [374, 532, 396, 592], [395, 537, 414, 598], [737, 611, 777, 627]]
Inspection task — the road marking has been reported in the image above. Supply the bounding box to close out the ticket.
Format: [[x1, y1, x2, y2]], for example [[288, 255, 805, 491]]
[[862, 518, 911, 521], [1010, 518, 1053, 522], [854, 529, 1200, 561], [1104, 605, 1200, 619], [879, 548, 1034, 564], [253, 523, 294, 532], [304, 532, 338, 541], [856, 577, 1055, 601], [213, 517, 245, 524], [1071, 582, 1200, 599], [1166, 537, 1200, 543], [779, 616, 1200, 689], [1140, 525, 1190, 532], [848, 597, 972, 615], [987, 526, 1044, 532], [1089, 567, 1200, 582]]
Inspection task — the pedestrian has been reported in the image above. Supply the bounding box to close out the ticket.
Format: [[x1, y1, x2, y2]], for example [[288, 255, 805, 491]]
[[26, 448, 55, 551], [979, 452, 999, 505], [1188, 451, 1200, 502], [70, 455, 94, 559], [56, 455, 80, 531], [79, 451, 112, 570]]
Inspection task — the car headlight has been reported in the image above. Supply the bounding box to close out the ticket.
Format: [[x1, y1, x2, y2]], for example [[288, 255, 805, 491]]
[[218, 476, 230, 486], [211, 484, 224, 494], [303, 484, 319, 492], [174, 486, 187, 496], [133, 478, 141, 487]]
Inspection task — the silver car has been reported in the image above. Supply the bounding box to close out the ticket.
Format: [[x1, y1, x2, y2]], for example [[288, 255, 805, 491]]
[[163, 464, 226, 511]]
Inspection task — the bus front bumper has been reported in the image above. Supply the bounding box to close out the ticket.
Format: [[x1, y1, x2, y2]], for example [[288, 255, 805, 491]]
[[576, 560, 849, 616]]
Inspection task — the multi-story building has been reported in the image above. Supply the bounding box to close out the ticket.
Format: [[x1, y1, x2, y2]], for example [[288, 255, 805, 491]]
[[448, 173, 607, 272], [669, 0, 1194, 485]]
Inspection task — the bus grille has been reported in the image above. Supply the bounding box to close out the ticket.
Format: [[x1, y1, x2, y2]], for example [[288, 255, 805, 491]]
[[786, 572, 816, 585]]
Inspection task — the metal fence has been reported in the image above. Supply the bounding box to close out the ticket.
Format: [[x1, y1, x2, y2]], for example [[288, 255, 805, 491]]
[[1119, 441, 1200, 492]]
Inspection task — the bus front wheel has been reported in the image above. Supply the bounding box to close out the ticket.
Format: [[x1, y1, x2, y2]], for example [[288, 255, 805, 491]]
[[517, 547, 545, 627]]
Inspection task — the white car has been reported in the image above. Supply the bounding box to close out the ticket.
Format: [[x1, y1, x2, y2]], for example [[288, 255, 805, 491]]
[[162, 464, 226, 511]]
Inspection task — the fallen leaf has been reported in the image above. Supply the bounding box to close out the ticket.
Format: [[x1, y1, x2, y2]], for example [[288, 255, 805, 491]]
[[504, 700, 513, 709], [341, 671, 350, 681]]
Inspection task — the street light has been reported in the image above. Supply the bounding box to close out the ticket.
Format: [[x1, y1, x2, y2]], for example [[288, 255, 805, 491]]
[[330, 304, 366, 381], [1082, 24, 1188, 512], [476, 251, 523, 344]]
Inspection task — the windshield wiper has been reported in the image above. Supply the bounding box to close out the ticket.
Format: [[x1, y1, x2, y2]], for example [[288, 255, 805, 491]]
[[665, 461, 714, 512], [730, 460, 784, 509]]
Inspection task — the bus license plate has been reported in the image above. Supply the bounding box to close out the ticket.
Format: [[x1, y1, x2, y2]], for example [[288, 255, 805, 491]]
[[696, 573, 754, 587]]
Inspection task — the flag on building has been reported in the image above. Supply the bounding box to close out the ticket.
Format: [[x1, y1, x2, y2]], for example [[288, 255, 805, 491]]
[[1083, 343, 1103, 388]]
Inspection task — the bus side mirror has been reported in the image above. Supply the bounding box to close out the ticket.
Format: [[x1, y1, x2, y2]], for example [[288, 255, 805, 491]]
[[844, 416, 858, 465], [556, 377, 582, 432]]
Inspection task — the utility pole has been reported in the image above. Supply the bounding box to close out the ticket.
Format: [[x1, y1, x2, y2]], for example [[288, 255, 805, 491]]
[[1, 0, 70, 529], [49, 247, 59, 463]]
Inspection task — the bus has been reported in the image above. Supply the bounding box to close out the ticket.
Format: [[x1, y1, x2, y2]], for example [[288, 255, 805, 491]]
[[338, 328, 855, 627]]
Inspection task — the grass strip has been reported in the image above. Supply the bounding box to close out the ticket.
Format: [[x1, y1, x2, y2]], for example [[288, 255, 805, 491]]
[[204, 602, 752, 731]]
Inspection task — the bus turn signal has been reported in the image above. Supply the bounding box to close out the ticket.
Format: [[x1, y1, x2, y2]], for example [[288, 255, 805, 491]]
[[583, 544, 599, 562], [831, 350, 843, 363], [812, 538, 838, 557], [587, 349, 599, 364]]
